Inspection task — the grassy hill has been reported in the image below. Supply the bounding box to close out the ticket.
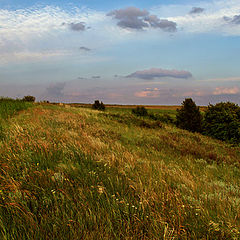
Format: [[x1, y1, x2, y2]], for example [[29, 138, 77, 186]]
[[0, 103, 239, 239]]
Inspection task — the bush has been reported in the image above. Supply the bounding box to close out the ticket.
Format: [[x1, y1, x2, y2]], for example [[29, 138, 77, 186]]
[[149, 113, 175, 124], [92, 100, 105, 110], [203, 102, 240, 144], [22, 95, 35, 102], [132, 106, 148, 117], [176, 98, 202, 132]]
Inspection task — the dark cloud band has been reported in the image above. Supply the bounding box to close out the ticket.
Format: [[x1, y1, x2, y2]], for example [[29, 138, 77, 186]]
[[67, 22, 86, 31], [79, 46, 91, 51], [224, 15, 240, 25], [189, 7, 205, 14], [126, 68, 192, 80]]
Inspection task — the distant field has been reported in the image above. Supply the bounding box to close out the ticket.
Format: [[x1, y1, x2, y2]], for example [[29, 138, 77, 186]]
[[0, 103, 239, 239], [67, 103, 207, 111], [68, 103, 207, 111]]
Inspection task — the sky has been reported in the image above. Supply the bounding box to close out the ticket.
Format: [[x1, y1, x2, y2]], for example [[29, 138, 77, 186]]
[[0, 0, 240, 105]]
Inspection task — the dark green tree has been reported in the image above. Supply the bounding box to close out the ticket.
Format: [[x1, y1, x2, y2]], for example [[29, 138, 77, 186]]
[[176, 98, 202, 132], [132, 106, 148, 117], [92, 100, 105, 110], [22, 95, 35, 102], [203, 102, 240, 144]]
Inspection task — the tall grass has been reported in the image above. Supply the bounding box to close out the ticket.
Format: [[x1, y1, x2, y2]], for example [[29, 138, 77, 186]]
[[0, 104, 239, 239], [0, 98, 31, 120], [0, 98, 32, 139]]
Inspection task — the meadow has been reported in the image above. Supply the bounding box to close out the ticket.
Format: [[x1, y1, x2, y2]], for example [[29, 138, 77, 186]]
[[0, 98, 32, 139], [0, 101, 239, 239]]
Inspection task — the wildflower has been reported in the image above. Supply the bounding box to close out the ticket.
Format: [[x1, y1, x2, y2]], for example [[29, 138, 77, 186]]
[[98, 186, 104, 194]]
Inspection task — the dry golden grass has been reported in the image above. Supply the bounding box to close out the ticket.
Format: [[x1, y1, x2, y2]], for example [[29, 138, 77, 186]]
[[0, 104, 239, 239]]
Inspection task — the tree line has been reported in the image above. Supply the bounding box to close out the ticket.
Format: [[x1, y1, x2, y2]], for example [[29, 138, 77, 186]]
[[176, 98, 240, 144], [131, 99, 240, 145]]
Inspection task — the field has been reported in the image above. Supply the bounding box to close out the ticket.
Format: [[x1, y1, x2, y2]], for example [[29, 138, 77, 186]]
[[0, 102, 239, 239]]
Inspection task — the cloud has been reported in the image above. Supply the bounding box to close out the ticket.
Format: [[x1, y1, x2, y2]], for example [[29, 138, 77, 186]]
[[135, 87, 160, 98], [224, 15, 240, 25], [231, 15, 240, 24], [189, 7, 205, 14], [107, 7, 149, 30], [0, 50, 71, 63], [92, 76, 101, 79], [213, 87, 239, 95], [68, 22, 86, 31], [126, 68, 192, 80], [79, 46, 91, 51], [144, 15, 177, 32], [153, 0, 240, 35], [201, 76, 240, 82], [180, 90, 207, 97], [107, 7, 177, 31], [45, 82, 66, 98]]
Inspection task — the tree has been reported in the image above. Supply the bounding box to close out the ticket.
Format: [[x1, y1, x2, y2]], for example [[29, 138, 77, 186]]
[[132, 106, 148, 117], [22, 95, 35, 102], [203, 102, 240, 144], [92, 100, 105, 110], [176, 98, 202, 132]]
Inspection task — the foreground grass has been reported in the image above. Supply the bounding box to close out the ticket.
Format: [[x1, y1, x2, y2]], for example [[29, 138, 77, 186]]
[[0, 104, 239, 239]]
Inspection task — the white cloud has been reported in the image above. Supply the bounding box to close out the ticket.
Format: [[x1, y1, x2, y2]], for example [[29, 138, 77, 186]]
[[151, 0, 240, 35], [0, 50, 72, 64], [135, 87, 160, 98], [213, 86, 239, 95], [1, 0, 240, 64], [0, 6, 122, 63]]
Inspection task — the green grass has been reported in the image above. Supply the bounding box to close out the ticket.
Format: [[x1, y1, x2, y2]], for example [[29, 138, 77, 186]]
[[0, 98, 31, 120], [0, 98, 32, 139], [0, 104, 239, 239]]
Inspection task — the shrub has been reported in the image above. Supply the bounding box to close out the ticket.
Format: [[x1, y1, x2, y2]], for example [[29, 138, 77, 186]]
[[22, 95, 35, 102], [149, 113, 175, 124], [203, 102, 240, 144], [92, 100, 105, 110], [176, 98, 202, 132], [132, 106, 148, 117]]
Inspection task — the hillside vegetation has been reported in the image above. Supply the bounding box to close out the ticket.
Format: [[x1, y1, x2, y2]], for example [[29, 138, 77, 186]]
[[0, 98, 32, 139], [0, 104, 239, 239]]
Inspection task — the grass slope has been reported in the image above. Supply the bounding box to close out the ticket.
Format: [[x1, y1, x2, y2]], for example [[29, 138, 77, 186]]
[[0, 98, 32, 139], [0, 104, 239, 239]]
